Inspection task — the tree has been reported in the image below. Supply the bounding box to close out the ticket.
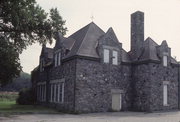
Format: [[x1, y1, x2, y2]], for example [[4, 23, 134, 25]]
[[0, 36, 21, 85], [0, 0, 67, 85]]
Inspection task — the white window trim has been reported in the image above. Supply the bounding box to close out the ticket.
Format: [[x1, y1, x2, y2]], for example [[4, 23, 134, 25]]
[[103, 49, 110, 63], [58, 52, 61, 66], [54, 50, 61, 67], [62, 83, 64, 103], [40, 59, 44, 72], [163, 81, 169, 106], [112, 50, 118, 65], [50, 79, 65, 103], [50, 84, 53, 102], [54, 54, 58, 67], [163, 55, 168, 67]]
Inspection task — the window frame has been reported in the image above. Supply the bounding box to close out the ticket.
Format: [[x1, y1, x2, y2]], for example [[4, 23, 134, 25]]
[[54, 50, 61, 67], [163, 81, 169, 106], [40, 58, 44, 72], [163, 55, 168, 67], [112, 50, 118, 65], [103, 49, 110, 63], [50, 79, 65, 103]]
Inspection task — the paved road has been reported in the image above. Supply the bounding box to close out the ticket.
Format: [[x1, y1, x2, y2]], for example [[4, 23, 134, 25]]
[[1, 111, 180, 122]]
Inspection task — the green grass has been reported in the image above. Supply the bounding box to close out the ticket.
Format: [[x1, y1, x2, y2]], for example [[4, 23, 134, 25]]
[[0, 92, 60, 116], [0, 100, 60, 116]]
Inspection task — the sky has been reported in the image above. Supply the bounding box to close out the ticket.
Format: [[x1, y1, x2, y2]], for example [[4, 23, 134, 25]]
[[19, 0, 180, 74]]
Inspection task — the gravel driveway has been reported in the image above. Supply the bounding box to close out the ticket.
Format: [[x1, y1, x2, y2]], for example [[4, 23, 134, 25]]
[[1, 111, 180, 122]]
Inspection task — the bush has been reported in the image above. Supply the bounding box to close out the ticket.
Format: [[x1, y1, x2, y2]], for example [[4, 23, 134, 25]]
[[16, 88, 36, 105]]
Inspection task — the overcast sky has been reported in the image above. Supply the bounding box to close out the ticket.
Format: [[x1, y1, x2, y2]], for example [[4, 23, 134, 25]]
[[20, 0, 180, 73]]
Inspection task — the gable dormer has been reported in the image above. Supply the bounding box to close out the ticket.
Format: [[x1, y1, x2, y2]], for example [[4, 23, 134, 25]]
[[39, 44, 54, 72], [157, 40, 171, 67], [98, 28, 122, 65], [54, 32, 67, 67], [39, 44, 46, 72]]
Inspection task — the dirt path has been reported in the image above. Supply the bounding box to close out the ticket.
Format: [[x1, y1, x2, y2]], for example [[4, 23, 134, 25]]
[[1, 111, 180, 122]]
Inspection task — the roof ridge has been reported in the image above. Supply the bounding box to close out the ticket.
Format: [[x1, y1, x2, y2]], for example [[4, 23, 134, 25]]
[[76, 23, 92, 54]]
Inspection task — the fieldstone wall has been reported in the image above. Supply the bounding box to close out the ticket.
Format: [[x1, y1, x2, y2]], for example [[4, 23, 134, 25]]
[[74, 58, 132, 113], [132, 63, 151, 111], [47, 59, 76, 111], [132, 62, 179, 112], [149, 63, 178, 111]]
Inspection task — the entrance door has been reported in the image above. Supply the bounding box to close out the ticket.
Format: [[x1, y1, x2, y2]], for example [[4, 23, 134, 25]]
[[112, 93, 122, 111]]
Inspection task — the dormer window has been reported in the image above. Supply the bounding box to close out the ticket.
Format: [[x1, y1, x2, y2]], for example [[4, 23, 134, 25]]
[[55, 51, 61, 67], [103, 49, 109, 63], [40, 59, 44, 72], [112, 50, 118, 65], [163, 55, 168, 67]]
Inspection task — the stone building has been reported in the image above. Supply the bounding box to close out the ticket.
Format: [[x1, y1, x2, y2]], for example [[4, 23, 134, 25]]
[[31, 11, 180, 113]]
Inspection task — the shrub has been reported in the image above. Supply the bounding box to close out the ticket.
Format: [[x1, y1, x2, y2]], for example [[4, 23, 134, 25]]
[[16, 88, 36, 105]]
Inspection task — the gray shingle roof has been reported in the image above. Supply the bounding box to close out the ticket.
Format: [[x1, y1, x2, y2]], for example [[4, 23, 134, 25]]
[[138, 37, 160, 61], [63, 38, 76, 50], [122, 49, 131, 63], [64, 22, 105, 59], [54, 32, 65, 50], [45, 47, 53, 59]]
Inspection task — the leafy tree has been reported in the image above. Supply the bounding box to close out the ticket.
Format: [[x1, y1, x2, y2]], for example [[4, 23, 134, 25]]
[[0, 0, 67, 85], [0, 36, 21, 85]]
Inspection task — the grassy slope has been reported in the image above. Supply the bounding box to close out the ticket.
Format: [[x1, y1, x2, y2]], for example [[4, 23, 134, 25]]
[[0, 92, 59, 115], [0, 101, 58, 114]]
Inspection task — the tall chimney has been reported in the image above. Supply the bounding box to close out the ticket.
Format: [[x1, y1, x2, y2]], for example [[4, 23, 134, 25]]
[[131, 11, 144, 57]]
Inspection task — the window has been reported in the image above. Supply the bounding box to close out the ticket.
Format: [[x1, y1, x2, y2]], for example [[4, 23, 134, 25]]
[[58, 52, 61, 66], [54, 51, 61, 67], [50, 81, 64, 103], [40, 59, 44, 72], [37, 82, 46, 102], [112, 51, 118, 65], [163, 84, 168, 106], [54, 54, 58, 67], [163, 55, 168, 67], [103, 49, 109, 63]]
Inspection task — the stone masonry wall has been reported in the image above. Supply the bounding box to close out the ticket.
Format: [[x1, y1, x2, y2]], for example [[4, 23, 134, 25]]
[[132, 62, 179, 112], [149, 63, 178, 111], [48, 59, 76, 111], [132, 63, 151, 111], [74, 58, 132, 113]]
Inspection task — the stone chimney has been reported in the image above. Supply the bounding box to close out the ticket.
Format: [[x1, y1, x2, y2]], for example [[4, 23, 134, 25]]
[[131, 11, 144, 58]]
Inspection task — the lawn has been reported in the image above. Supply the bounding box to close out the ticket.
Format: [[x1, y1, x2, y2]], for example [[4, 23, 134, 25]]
[[0, 92, 59, 116]]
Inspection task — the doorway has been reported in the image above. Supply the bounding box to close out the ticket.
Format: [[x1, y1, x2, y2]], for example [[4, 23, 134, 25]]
[[111, 89, 123, 111]]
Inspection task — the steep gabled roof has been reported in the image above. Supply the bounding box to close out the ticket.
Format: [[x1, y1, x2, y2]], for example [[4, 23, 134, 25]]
[[104, 27, 119, 43], [40, 45, 53, 59], [63, 38, 76, 50], [122, 49, 131, 63], [139, 37, 160, 61], [65, 22, 105, 59], [171, 57, 178, 64], [54, 32, 65, 50], [161, 40, 168, 47], [45, 47, 53, 59]]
